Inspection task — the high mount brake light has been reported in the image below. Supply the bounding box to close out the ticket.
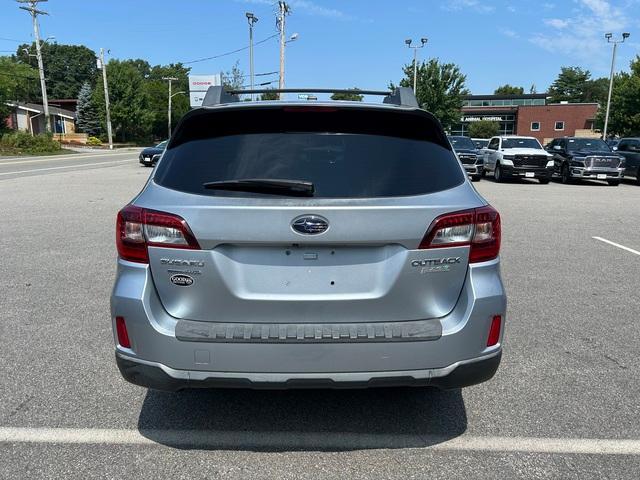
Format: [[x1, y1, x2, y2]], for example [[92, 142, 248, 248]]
[[419, 206, 501, 263], [116, 205, 200, 263]]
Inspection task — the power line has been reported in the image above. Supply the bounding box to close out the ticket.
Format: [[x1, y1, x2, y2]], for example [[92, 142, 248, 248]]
[[0, 36, 30, 43], [183, 33, 278, 65]]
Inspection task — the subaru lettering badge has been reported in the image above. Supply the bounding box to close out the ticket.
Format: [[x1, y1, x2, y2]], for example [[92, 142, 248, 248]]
[[291, 215, 329, 235]]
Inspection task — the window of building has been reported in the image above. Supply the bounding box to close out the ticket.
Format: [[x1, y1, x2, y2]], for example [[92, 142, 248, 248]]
[[531, 122, 540, 131], [554, 121, 565, 131]]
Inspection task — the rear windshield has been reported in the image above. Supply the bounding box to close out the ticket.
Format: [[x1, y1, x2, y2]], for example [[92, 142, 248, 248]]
[[154, 107, 464, 198]]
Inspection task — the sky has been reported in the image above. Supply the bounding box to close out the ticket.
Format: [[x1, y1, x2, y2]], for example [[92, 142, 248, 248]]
[[1, 0, 639, 96]]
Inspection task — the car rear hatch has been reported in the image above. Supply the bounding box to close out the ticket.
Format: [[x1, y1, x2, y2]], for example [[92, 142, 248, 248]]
[[132, 104, 487, 324]]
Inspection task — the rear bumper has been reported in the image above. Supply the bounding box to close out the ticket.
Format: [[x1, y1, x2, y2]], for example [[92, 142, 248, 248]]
[[116, 349, 502, 391], [111, 256, 506, 389]]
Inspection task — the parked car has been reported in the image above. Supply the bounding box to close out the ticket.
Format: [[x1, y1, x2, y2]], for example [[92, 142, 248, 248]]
[[139, 140, 168, 167], [472, 138, 489, 150], [606, 139, 620, 150], [615, 138, 640, 184], [111, 86, 505, 391], [448, 135, 484, 182], [546, 137, 625, 186], [483, 136, 554, 183]]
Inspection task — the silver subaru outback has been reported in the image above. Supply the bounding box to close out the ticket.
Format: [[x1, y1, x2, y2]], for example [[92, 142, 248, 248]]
[[111, 87, 506, 391]]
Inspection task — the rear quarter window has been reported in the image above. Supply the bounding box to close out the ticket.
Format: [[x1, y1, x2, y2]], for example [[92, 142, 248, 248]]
[[154, 107, 464, 199]]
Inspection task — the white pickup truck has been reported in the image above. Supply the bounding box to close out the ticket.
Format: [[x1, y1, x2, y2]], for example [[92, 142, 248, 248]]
[[482, 136, 554, 184]]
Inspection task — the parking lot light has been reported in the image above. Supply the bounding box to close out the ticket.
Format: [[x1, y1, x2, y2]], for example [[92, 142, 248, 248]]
[[603, 33, 630, 139]]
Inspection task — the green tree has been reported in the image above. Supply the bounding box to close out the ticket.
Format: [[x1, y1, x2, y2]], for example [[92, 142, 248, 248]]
[[145, 63, 190, 139], [595, 56, 640, 136], [468, 120, 499, 139], [331, 89, 363, 101], [494, 84, 524, 95], [0, 57, 40, 130], [583, 77, 609, 104], [16, 43, 97, 99], [222, 61, 244, 89], [93, 59, 153, 142], [259, 88, 279, 101], [395, 59, 469, 130], [548, 67, 592, 103], [75, 82, 101, 136]]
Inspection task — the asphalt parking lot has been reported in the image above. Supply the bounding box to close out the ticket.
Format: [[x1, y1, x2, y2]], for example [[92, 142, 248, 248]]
[[1, 151, 639, 479]]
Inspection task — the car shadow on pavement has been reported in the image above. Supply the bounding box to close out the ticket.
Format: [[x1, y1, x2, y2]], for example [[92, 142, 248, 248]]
[[137, 387, 467, 452]]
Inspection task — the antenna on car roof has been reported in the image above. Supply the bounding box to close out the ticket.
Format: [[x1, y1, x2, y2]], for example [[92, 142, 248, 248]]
[[200, 86, 419, 108]]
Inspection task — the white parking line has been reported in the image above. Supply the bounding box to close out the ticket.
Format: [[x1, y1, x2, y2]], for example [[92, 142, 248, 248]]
[[0, 159, 131, 176], [593, 237, 640, 256], [1, 428, 640, 455], [0, 151, 138, 166]]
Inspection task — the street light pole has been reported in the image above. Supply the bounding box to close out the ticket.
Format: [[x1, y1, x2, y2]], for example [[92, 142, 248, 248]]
[[246, 12, 259, 101], [603, 32, 630, 140], [405, 38, 428, 95], [277, 1, 290, 99], [17, 0, 50, 133], [99, 48, 113, 150], [162, 77, 178, 137]]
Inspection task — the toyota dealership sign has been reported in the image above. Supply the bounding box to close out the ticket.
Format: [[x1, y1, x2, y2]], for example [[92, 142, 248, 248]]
[[188, 74, 222, 107]]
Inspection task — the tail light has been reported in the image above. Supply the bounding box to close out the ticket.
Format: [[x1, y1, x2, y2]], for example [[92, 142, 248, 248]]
[[116, 205, 200, 263], [487, 315, 502, 347], [115, 316, 131, 348], [419, 206, 501, 263]]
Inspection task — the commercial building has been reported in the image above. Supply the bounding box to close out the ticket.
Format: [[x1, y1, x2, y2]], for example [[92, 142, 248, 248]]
[[452, 93, 599, 144], [4, 102, 76, 135]]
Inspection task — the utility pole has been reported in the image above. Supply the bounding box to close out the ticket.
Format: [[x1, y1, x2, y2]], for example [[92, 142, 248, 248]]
[[277, 1, 290, 99], [98, 48, 113, 149], [162, 77, 178, 137], [404, 38, 428, 95], [17, 0, 50, 133], [603, 32, 630, 140], [246, 12, 258, 101]]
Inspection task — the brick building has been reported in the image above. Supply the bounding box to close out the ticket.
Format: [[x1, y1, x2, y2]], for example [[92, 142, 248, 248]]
[[452, 93, 599, 144]]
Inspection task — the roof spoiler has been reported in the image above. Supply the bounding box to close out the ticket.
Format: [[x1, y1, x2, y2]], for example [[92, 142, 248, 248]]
[[200, 86, 419, 108]]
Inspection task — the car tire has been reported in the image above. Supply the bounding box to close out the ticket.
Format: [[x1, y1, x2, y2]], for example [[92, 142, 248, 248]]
[[607, 180, 620, 186], [494, 164, 505, 183], [561, 164, 573, 184], [481, 169, 486, 178], [636, 171, 640, 185], [471, 174, 481, 182], [539, 178, 550, 184]]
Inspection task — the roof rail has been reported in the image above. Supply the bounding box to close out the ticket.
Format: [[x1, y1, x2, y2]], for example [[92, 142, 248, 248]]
[[200, 86, 419, 108]]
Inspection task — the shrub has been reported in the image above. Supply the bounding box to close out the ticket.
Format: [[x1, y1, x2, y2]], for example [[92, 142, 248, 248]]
[[0, 131, 62, 154], [86, 136, 102, 146]]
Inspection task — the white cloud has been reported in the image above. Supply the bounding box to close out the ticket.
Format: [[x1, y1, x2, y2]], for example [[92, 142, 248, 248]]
[[544, 18, 569, 28], [233, 0, 351, 20], [500, 28, 519, 38], [441, 0, 495, 14], [530, 0, 628, 61]]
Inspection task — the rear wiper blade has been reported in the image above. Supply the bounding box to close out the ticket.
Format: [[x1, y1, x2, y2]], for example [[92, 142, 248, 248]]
[[203, 178, 315, 197]]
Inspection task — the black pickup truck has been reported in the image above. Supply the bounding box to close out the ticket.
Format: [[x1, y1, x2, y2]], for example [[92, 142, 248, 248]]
[[448, 135, 484, 182], [614, 138, 640, 184], [546, 137, 625, 186]]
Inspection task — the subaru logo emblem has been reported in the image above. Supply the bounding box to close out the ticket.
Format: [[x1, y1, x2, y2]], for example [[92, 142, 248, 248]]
[[291, 215, 329, 235]]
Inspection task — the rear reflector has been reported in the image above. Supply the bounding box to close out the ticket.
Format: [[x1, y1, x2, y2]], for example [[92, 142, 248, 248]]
[[116, 205, 200, 263], [419, 205, 501, 263], [487, 315, 502, 347], [115, 316, 131, 348]]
